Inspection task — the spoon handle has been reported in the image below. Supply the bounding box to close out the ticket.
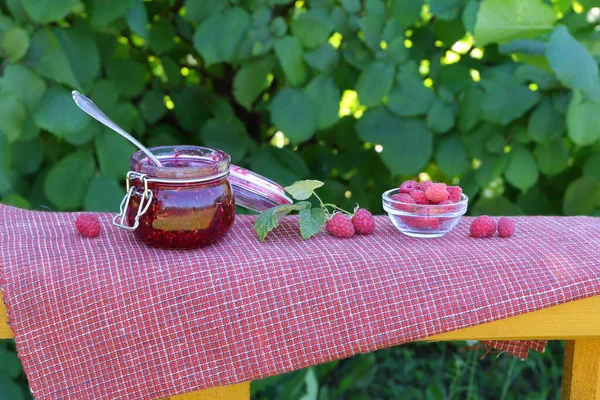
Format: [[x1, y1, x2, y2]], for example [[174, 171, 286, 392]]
[[71, 91, 163, 167]]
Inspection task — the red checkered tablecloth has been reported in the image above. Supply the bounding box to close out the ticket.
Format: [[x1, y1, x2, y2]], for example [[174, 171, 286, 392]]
[[0, 204, 599, 399]]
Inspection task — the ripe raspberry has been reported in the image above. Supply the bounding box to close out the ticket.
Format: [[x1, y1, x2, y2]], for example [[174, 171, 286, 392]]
[[447, 186, 463, 203], [75, 214, 101, 238], [399, 180, 419, 193], [351, 209, 375, 235], [470, 216, 496, 238], [326, 213, 355, 238], [431, 200, 455, 214], [419, 180, 434, 191], [407, 209, 440, 229], [497, 217, 516, 238], [409, 190, 428, 204], [391, 193, 416, 211], [425, 183, 449, 204]]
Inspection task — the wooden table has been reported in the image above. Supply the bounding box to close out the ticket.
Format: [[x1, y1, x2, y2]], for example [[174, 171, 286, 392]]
[[1, 292, 598, 399]]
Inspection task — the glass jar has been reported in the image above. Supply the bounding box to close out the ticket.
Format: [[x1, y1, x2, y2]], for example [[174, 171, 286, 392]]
[[113, 146, 235, 249]]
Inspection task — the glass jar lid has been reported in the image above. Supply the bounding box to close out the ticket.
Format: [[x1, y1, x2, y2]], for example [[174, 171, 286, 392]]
[[229, 165, 293, 212]]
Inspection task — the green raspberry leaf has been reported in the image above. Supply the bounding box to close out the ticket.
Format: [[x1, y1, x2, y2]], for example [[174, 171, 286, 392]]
[[254, 201, 311, 242], [284, 180, 324, 200], [299, 207, 326, 240]]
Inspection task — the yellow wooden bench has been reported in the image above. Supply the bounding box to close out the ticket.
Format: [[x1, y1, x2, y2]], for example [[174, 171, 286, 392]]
[[1, 292, 598, 399]]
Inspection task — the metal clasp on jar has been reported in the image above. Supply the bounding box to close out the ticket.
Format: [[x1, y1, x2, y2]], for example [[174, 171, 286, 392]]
[[113, 171, 154, 231]]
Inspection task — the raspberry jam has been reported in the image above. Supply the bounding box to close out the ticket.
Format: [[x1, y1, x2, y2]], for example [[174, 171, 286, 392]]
[[118, 146, 235, 249]]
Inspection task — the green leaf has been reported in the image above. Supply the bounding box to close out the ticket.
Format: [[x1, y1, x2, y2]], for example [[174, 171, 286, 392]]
[[254, 201, 311, 241], [535, 139, 569, 176], [504, 145, 539, 191], [427, 99, 455, 134], [105, 59, 147, 98], [271, 88, 316, 144], [35, 87, 91, 138], [356, 62, 395, 107], [499, 39, 546, 56], [27, 30, 79, 89], [161, 57, 182, 86], [184, 0, 226, 24], [480, 72, 540, 124], [11, 136, 44, 175], [126, 0, 149, 40], [387, 37, 409, 64], [149, 19, 176, 54], [341, 0, 361, 13], [291, 9, 331, 49], [0, 12, 15, 33], [474, 0, 555, 47], [0, 97, 25, 142], [527, 99, 565, 144], [0, 193, 30, 209], [54, 25, 101, 87], [44, 150, 95, 210], [250, 145, 309, 187], [583, 152, 600, 179], [200, 117, 253, 163], [270, 16, 288, 37], [5, 0, 28, 24], [0, 27, 29, 62], [462, 0, 479, 32], [21, 0, 78, 23], [193, 7, 250, 66], [342, 39, 373, 69], [475, 154, 508, 187], [546, 26, 600, 94], [274, 36, 307, 86], [359, 15, 382, 51], [285, 180, 324, 200], [233, 55, 275, 110], [139, 90, 166, 124], [566, 90, 600, 147], [304, 75, 340, 131], [563, 176, 600, 215], [172, 87, 212, 132], [84, 176, 123, 212], [104, 102, 140, 133], [390, 0, 424, 28], [91, 0, 131, 26], [438, 64, 472, 94], [514, 64, 560, 90], [458, 84, 484, 132], [473, 196, 522, 216], [388, 78, 435, 117], [0, 65, 46, 113], [356, 107, 433, 175], [429, 0, 462, 20], [304, 43, 339, 73], [94, 130, 136, 181], [89, 80, 119, 111], [365, 0, 386, 20], [299, 207, 325, 240], [436, 135, 469, 178]]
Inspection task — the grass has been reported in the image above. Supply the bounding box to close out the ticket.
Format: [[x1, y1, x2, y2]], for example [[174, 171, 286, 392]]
[[251, 341, 565, 400]]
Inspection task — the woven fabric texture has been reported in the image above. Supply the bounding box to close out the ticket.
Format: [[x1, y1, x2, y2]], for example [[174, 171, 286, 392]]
[[0, 204, 598, 399]]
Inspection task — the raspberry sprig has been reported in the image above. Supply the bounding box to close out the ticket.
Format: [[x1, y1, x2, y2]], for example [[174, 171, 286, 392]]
[[254, 180, 375, 241]]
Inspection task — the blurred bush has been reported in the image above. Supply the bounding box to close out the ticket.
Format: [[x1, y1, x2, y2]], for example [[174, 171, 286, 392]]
[[0, 0, 598, 398], [0, 0, 598, 215]]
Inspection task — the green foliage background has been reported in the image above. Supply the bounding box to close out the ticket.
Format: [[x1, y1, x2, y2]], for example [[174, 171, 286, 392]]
[[0, 0, 599, 398]]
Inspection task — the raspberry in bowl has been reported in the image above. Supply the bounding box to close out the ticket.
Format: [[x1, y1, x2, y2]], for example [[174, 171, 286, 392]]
[[382, 182, 468, 238]]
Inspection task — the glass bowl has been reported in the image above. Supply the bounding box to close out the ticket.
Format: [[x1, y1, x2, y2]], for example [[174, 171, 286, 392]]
[[382, 188, 468, 238]]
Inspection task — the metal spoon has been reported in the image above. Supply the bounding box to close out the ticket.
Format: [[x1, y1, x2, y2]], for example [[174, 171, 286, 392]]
[[71, 90, 163, 167]]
